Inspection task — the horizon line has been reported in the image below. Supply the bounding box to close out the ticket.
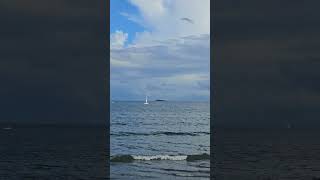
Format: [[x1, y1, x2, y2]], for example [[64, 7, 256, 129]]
[[111, 100, 209, 102]]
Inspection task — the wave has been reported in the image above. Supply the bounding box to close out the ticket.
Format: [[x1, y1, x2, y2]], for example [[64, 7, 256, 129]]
[[110, 153, 210, 163], [112, 122, 127, 126], [133, 155, 187, 161], [111, 131, 210, 137]]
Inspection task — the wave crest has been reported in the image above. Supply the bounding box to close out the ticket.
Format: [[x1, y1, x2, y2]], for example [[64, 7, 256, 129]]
[[110, 153, 210, 162]]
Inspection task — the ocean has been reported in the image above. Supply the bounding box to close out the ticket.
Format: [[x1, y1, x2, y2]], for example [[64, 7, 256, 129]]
[[0, 126, 107, 180], [214, 128, 320, 180], [110, 101, 210, 179]]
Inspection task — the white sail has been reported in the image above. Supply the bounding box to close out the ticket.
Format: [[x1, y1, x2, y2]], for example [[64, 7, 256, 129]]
[[144, 95, 149, 104]]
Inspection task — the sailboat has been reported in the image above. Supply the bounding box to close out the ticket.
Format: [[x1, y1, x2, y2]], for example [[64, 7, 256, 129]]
[[144, 95, 149, 105]]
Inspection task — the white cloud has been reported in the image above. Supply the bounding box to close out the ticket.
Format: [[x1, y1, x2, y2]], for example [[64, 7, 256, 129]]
[[110, 30, 128, 49], [127, 0, 210, 45], [129, 0, 168, 19], [111, 1, 210, 100], [111, 34, 210, 100]]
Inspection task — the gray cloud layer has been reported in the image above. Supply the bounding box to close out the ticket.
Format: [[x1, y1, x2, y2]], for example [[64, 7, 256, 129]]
[[111, 34, 210, 101]]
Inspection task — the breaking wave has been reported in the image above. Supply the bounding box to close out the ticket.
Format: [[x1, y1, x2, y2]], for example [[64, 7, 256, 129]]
[[110, 153, 210, 163]]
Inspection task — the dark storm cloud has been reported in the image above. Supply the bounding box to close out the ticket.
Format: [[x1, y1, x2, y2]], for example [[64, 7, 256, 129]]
[[0, 0, 106, 125], [213, 0, 320, 128]]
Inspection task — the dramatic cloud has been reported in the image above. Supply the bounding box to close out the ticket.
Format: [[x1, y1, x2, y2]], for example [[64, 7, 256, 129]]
[[111, 34, 210, 101], [126, 0, 210, 44], [111, 0, 210, 101], [130, 0, 210, 37]]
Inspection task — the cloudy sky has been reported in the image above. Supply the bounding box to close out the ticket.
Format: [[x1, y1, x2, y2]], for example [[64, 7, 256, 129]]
[[110, 0, 210, 101]]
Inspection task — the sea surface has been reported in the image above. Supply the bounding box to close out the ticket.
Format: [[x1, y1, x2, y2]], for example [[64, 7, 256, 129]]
[[0, 126, 107, 180], [110, 101, 210, 179], [214, 128, 320, 180]]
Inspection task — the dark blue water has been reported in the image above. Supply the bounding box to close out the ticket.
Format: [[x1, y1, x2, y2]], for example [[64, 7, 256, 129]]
[[214, 129, 320, 180], [110, 101, 210, 179], [0, 126, 107, 180]]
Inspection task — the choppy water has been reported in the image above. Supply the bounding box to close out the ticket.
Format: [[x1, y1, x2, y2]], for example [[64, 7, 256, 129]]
[[110, 101, 210, 179]]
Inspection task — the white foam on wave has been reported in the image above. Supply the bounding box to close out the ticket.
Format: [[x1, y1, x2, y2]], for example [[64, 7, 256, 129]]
[[132, 155, 187, 161]]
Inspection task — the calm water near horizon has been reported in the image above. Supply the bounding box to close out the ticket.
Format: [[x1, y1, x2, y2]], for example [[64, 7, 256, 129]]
[[110, 101, 210, 179]]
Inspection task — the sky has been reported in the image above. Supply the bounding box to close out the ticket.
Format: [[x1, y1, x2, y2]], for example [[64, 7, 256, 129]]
[[214, 0, 320, 128], [0, 0, 106, 125], [110, 0, 210, 101]]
